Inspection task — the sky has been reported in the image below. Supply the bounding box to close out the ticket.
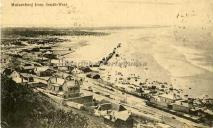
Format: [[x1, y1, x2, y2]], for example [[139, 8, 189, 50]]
[[1, 0, 213, 27]]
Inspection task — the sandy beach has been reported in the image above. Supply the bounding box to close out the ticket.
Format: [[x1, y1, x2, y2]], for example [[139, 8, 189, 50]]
[[58, 26, 213, 98]]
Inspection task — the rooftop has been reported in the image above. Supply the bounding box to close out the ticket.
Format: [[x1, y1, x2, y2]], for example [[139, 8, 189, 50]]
[[49, 77, 65, 85], [113, 110, 131, 121], [159, 93, 177, 100], [55, 72, 71, 79], [50, 59, 61, 64], [64, 80, 79, 88], [20, 73, 33, 78], [173, 100, 190, 107], [97, 102, 126, 112], [35, 66, 49, 72]]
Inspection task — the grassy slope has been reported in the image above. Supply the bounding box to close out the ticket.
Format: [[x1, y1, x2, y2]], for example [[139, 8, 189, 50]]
[[1, 75, 108, 128]]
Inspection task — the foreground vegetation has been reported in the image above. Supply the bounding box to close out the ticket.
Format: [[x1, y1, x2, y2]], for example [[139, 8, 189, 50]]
[[1, 75, 88, 128]]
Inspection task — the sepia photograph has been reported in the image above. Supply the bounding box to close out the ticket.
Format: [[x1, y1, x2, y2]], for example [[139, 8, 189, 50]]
[[1, 0, 213, 127]]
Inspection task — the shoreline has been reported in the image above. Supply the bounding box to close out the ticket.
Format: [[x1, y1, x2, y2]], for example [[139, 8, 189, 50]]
[[55, 28, 213, 98]]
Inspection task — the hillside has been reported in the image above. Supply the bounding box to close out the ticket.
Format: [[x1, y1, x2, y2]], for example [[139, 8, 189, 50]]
[[1, 75, 95, 128]]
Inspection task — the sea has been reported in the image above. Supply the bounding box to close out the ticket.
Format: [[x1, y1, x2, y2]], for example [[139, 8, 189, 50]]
[[58, 26, 213, 98]]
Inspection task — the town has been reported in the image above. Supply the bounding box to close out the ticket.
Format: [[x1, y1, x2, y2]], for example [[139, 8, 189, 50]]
[[1, 29, 213, 128]]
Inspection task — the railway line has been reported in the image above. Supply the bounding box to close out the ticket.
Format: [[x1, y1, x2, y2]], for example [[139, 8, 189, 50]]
[[82, 77, 208, 128]]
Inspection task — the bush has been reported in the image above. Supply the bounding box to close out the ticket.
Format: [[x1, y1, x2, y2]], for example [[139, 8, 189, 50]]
[[1, 75, 88, 128]]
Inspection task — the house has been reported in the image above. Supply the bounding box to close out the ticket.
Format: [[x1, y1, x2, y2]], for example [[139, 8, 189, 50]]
[[80, 66, 92, 73], [4, 70, 34, 83], [94, 102, 133, 128], [65, 95, 93, 105], [205, 98, 213, 105], [158, 93, 178, 104], [20, 73, 34, 82], [50, 59, 61, 67], [191, 108, 213, 125], [149, 96, 168, 108], [63, 80, 81, 98], [19, 63, 35, 73], [141, 90, 151, 99], [39, 46, 51, 50], [22, 53, 39, 60], [3, 69, 25, 83], [33, 76, 49, 85], [34, 66, 55, 77], [202, 109, 213, 126], [47, 76, 81, 98], [203, 109, 213, 117], [172, 100, 192, 113], [54, 72, 72, 79], [57, 65, 75, 72], [43, 50, 57, 59], [149, 93, 178, 108], [47, 76, 65, 93], [27, 82, 47, 88], [36, 57, 49, 63], [96, 102, 126, 112], [90, 62, 100, 67], [64, 95, 94, 110], [54, 71, 84, 84], [9, 70, 23, 83], [112, 111, 133, 128], [50, 59, 68, 67], [1, 55, 11, 67], [86, 72, 100, 79], [71, 68, 82, 74]]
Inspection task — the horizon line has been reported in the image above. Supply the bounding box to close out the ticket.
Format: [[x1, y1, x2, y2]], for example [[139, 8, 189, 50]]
[[2, 25, 171, 30]]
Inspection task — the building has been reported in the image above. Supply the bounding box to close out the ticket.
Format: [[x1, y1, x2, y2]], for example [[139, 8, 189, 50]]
[[36, 57, 49, 64], [54, 72, 72, 79], [64, 95, 94, 110], [9, 70, 23, 83], [63, 80, 81, 98], [50, 58, 67, 67], [205, 98, 213, 105], [4, 69, 34, 84], [149, 93, 178, 108], [149, 96, 168, 108], [71, 68, 82, 74], [47, 76, 65, 93], [1, 55, 11, 68], [94, 102, 133, 128], [172, 100, 192, 113], [20, 73, 34, 83], [79, 66, 92, 73], [158, 93, 177, 104], [47, 76, 81, 98], [190, 108, 213, 126], [19, 63, 35, 73], [57, 65, 75, 72], [141, 90, 151, 99], [43, 50, 57, 59], [86, 72, 100, 79], [50, 59, 63, 67], [34, 66, 55, 77], [27, 82, 47, 88]]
